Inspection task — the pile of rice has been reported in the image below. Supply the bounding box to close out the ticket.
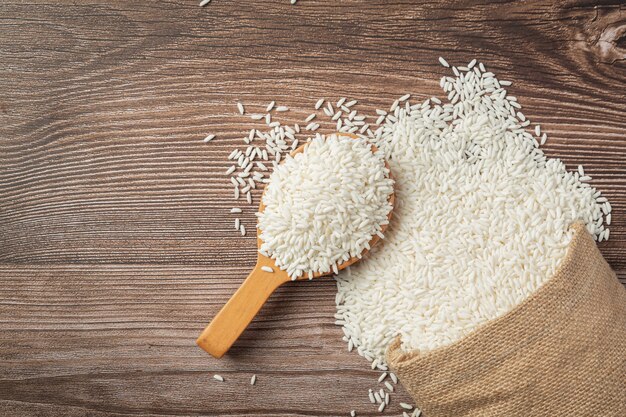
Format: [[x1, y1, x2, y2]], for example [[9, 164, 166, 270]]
[[257, 134, 394, 279], [334, 58, 612, 367]]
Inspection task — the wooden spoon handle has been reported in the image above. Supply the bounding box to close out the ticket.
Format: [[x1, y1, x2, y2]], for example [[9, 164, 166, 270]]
[[196, 264, 286, 358]]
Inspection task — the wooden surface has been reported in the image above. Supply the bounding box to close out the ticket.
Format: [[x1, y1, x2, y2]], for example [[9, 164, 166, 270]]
[[1, 1, 625, 416]]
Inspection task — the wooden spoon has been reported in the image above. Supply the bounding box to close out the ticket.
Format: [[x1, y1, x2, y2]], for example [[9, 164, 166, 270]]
[[196, 133, 394, 358]]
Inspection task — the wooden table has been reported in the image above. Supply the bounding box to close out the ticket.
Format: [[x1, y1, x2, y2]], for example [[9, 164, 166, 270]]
[[1, 1, 624, 416]]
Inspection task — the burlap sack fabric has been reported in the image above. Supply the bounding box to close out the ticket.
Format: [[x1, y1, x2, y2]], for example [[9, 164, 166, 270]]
[[386, 222, 626, 417]]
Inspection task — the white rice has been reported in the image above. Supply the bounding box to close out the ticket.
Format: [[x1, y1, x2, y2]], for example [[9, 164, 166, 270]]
[[368, 389, 375, 403], [257, 134, 394, 279], [334, 58, 611, 368]]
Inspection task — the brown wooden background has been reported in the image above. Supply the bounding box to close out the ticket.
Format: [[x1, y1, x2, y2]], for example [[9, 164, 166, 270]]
[[1, 1, 625, 416]]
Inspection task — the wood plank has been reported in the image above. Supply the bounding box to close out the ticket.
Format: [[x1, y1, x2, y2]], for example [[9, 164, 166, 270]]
[[1, 0, 625, 270], [0, 264, 415, 416]]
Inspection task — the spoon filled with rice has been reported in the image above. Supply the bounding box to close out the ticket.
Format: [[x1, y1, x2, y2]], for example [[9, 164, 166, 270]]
[[197, 133, 395, 358]]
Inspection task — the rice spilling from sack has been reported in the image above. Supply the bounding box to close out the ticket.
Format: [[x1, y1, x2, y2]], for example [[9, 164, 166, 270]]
[[202, 57, 613, 415], [335, 59, 612, 363], [258, 134, 394, 279]]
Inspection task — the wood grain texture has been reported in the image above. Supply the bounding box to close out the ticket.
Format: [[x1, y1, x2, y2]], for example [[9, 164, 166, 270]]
[[0, 0, 625, 416]]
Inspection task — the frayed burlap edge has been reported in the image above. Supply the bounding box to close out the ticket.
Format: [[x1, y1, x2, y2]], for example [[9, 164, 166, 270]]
[[386, 222, 626, 417]]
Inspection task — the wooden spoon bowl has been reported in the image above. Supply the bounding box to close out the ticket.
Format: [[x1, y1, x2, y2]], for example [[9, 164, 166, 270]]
[[197, 133, 394, 358]]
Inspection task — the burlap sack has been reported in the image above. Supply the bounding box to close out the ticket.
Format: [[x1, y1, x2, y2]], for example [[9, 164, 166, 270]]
[[386, 222, 626, 417]]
